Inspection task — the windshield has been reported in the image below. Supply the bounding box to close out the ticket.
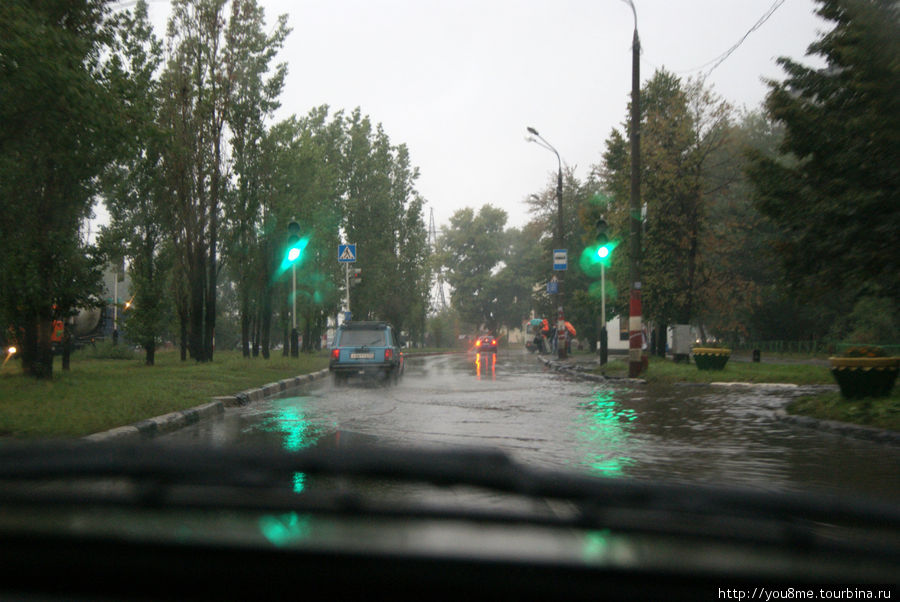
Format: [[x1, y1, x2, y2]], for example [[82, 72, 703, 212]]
[[1, 0, 897, 596]]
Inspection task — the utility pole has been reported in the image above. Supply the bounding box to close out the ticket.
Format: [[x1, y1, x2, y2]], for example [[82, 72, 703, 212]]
[[627, 3, 644, 377], [428, 208, 447, 311]]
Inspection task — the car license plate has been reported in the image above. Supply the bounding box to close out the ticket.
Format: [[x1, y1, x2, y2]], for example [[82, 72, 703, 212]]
[[350, 353, 374, 359]]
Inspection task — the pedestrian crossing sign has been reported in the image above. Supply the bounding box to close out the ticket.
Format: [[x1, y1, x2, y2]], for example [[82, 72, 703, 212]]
[[338, 244, 357, 263]]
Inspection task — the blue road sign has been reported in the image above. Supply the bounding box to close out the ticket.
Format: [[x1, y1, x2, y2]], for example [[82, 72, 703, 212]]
[[553, 249, 567, 271], [338, 244, 357, 263]]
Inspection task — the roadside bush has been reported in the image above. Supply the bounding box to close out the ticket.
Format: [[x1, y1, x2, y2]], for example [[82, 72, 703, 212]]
[[831, 296, 899, 344], [81, 341, 136, 360]]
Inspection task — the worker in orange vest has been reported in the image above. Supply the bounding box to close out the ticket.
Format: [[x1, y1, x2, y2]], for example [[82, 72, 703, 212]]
[[539, 318, 552, 354], [564, 321, 576, 354]]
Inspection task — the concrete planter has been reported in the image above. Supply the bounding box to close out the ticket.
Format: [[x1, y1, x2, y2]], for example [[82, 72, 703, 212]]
[[692, 347, 731, 371], [829, 357, 899, 399]]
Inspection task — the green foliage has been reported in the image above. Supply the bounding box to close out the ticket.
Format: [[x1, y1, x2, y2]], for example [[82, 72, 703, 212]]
[[832, 296, 899, 345], [82, 341, 137, 361], [525, 169, 611, 348], [597, 71, 733, 339], [0, 350, 329, 438], [788, 390, 900, 432], [98, 0, 170, 366], [599, 355, 833, 385], [0, 0, 126, 378], [747, 0, 900, 303], [426, 308, 460, 348], [341, 110, 430, 337], [438, 205, 509, 333]]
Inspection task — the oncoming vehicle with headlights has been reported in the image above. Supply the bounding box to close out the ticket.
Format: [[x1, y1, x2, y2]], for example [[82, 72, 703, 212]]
[[329, 321, 404, 385]]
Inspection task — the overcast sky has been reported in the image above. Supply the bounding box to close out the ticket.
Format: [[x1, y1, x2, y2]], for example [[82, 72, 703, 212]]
[[135, 0, 829, 234]]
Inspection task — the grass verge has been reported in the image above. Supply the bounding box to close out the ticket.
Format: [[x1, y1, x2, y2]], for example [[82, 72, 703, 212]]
[[593, 356, 897, 432], [594, 356, 833, 385], [0, 349, 329, 439], [786, 390, 900, 432]]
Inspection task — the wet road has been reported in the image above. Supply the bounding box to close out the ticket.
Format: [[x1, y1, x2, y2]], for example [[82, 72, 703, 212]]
[[163, 349, 900, 502]]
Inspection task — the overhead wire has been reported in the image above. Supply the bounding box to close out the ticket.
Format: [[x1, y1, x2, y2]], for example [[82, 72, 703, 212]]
[[640, 0, 787, 80], [684, 0, 786, 78]]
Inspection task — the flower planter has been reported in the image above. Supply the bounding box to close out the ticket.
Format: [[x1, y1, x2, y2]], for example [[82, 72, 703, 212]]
[[829, 357, 899, 399], [691, 347, 731, 371]]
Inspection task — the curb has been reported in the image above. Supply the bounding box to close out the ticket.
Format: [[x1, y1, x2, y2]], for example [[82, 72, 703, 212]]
[[83, 368, 331, 443], [537, 356, 647, 385], [774, 408, 900, 446]]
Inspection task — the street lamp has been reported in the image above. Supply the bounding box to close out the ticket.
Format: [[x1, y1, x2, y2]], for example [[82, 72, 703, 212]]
[[526, 126, 567, 360]]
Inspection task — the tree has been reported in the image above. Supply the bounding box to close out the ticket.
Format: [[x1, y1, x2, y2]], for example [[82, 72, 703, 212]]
[[341, 110, 430, 336], [598, 70, 733, 348], [262, 109, 344, 354], [99, 0, 171, 366], [0, 0, 122, 378], [746, 0, 899, 305], [223, 0, 289, 357], [526, 169, 607, 349], [490, 225, 543, 337], [159, 0, 289, 362], [439, 206, 508, 334]]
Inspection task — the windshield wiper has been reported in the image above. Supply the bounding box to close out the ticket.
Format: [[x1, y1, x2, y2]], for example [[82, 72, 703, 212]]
[[0, 441, 897, 556]]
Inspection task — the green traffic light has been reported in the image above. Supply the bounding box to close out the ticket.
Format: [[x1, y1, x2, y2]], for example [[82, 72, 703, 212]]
[[597, 245, 610, 259], [280, 234, 309, 272]]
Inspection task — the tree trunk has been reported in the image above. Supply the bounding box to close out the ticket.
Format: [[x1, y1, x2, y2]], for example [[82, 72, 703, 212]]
[[655, 323, 667, 357], [61, 324, 72, 371], [261, 294, 271, 360], [190, 246, 206, 362], [205, 226, 217, 362], [302, 315, 312, 353], [252, 311, 260, 357], [179, 313, 188, 361], [22, 317, 53, 379], [241, 295, 250, 358], [145, 340, 155, 366]]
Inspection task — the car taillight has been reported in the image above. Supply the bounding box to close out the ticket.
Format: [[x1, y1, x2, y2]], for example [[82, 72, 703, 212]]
[[491, 339, 497, 346], [475, 340, 482, 347], [331, 348, 340, 360], [385, 349, 393, 360]]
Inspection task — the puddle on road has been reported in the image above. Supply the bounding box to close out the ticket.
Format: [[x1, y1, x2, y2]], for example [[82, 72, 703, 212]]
[[162, 353, 900, 503]]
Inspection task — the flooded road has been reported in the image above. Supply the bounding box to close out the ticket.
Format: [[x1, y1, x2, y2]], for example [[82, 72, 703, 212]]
[[163, 350, 900, 503]]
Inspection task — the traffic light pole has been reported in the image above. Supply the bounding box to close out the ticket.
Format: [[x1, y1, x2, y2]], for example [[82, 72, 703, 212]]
[[291, 263, 299, 357], [344, 262, 350, 316], [600, 263, 608, 365]]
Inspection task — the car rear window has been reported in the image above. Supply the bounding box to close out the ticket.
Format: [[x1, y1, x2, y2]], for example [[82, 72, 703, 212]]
[[338, 329, 387, 347]]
